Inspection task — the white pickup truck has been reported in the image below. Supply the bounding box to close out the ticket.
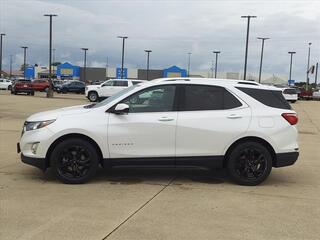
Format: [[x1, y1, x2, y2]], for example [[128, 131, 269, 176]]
[[85, 79, 146, 102]]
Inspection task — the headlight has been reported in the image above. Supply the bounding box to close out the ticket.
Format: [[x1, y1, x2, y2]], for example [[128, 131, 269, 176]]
[[24, 120, 56, 131]]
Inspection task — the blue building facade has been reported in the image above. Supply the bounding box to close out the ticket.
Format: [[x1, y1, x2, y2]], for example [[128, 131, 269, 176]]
[[163, 65, 187, 78], [56, 62, 80, 80]]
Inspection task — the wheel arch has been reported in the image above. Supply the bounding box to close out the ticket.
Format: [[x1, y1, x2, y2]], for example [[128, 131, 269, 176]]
[[223, 136, 277, 168], [45, 133, 104, 169]]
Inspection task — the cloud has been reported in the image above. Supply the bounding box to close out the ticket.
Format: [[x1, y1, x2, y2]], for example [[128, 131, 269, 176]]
[[0, 0, 319, 82]]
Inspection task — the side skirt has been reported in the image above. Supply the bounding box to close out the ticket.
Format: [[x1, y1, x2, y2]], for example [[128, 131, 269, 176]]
[[102, 156, 224, 169]]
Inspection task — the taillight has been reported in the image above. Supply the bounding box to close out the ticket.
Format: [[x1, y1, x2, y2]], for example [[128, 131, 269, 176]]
[[282, 113, 298, 125]]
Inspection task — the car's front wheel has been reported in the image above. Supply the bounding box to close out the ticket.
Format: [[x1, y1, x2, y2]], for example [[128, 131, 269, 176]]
[[88, 91, 98, 102], [50, 138, 100, 184], [226, 141, 272, 186]]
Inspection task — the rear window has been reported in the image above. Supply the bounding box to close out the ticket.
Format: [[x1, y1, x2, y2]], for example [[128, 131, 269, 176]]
[[114, 81, 128, 87], [237, 87, 291, 110], [283, 88, 297, 94], [182, 85, 242, 111]]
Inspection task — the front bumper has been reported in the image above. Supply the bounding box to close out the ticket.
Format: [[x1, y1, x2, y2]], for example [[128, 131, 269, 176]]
[[274, 152, 299, 167], [21, 153, 46, 171]]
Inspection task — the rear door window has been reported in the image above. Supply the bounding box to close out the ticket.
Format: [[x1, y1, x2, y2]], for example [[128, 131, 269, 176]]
[[283, 88, 297, 94], [114, 81, 128, 87], [181, 85, 242, 111], [237, 87, 291, 110]]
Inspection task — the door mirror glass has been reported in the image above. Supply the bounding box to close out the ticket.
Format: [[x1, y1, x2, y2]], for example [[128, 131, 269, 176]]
[[113, 103, 129, 114]]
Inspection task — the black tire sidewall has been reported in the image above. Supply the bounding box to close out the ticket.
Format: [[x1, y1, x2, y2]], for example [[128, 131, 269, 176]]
[[227, 141, 272, 186], [50, 138, 99, 184]]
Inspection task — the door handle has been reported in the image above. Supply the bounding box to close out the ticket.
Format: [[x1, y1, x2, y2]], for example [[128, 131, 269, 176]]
[[227, 114, 242, 119], [158, 117, 174, 122]]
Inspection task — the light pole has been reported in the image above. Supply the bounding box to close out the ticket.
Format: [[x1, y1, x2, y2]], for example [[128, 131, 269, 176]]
[[44, 14, 57, 98], [315, 62, 318, 86], [288, 51, 296, 81], [306, 42, 312, 90], [81, 48, 88, 82], [257, 37, 269, 83], [213, 51, 221, 78], [0, 33, 5, 78], [21, 46, 28, 79], [241, 15, 257, 80], [144, 50, 152, 80], [9, 54, 13, 79], [187, 52, 191, 77], [117, 36, 128, 79]]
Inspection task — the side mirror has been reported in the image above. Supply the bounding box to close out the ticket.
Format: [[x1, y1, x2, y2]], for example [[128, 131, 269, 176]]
[[113, 103, 129, 114]]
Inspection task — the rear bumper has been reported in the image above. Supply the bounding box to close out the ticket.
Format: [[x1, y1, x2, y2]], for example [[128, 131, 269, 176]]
[[21, 153, 46, 171], [274, 152, 299, 168]]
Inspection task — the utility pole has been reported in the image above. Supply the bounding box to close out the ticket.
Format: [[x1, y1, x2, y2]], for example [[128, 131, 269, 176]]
[[0, 33, 5, 78], [241, 15, 257, 80], [44, 14, 57, 98], [9, 54, 13, 79], [306, 42, 312, 90], [257, 37, 269, 83], [117, 36, 128, 79], [21, 46, 28, 79], [187, 52, 191, 77], [81, 48, 88, 82], [213, 51, 221, 78], [144, 50, 152, 80], [288, 51, 296, 81]]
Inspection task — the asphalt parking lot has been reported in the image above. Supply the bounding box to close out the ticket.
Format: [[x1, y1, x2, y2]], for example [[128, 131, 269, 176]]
[[0, 91, 319, 240]]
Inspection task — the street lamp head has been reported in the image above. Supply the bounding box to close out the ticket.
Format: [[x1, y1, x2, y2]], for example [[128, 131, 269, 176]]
[[117, 36, 128, 39], [213, 51, 221, 54], [0, 33, 6, 36], [81, 48, 89, 51], [188, 52, 192, 55], [21, 46, 28, 49], [308, 42, 312, 46], [144, 50, 152, 53], [257, 37, 270, 40], [44, 14, 58, 17], [288, 51, 296, 54], [241, 15, 257, 18]]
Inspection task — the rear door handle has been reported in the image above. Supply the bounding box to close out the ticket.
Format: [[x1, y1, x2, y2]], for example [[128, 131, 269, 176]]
[[227, 114, 242, 119], [158, 117, 174, 122]]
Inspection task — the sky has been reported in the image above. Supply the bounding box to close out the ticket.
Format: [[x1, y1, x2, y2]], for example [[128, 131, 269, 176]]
[[0, 0, 319, 81]]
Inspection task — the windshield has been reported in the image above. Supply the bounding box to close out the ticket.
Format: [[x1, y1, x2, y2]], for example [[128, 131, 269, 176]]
[[92, 85, 137, 108]]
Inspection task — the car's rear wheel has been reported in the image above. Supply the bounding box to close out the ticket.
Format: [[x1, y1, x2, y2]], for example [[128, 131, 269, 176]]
[[8, 85, 12, 91], [50, 138, 99, 184], [226, 141, 272, 186], [88, 91, 98, 102]]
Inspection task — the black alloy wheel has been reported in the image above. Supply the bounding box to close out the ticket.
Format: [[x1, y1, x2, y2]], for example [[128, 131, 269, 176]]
[[227, 141, 272, 186], [50, 138, 99, 184]]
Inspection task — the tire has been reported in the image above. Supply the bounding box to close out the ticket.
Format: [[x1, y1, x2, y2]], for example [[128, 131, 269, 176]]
[[50, 138, 100, 184], [226, 141, 272, 186], [290, 100, 296, 103], [31, 91, 35, 96], [8, 85, 12, 91], [14, 91, 17, 95], [88, 91, 98, 102]]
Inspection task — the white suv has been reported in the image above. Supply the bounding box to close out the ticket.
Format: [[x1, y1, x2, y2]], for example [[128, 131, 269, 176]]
[[85, 79, 146, 102], [18, 78, 299, 185], [0, 78, 12, 90]]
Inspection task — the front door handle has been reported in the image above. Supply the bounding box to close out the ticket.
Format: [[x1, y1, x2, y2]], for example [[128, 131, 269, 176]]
[[227, 114, 242, 119], [158, 117, 174, 122]]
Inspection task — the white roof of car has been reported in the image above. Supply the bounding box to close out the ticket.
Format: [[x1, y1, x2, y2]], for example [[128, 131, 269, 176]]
[[149, 77, 280, 91]]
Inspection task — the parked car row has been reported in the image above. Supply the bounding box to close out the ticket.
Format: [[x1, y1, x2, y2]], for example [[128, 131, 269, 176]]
[[9, 79, 86, 95], [0, 78, 12, 90]]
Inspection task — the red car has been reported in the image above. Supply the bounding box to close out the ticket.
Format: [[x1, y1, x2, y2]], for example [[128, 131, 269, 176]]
[[11, 80, 34, 95], [32, 79, 50, 92]]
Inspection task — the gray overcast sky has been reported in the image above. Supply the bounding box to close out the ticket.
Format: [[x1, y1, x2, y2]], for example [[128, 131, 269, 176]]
[[0, 0, 319, 81]]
